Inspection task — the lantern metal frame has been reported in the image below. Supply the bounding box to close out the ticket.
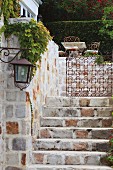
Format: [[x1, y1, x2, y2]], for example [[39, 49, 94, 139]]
[[0, 47, 34, 90], [11, 58, 34, 90]]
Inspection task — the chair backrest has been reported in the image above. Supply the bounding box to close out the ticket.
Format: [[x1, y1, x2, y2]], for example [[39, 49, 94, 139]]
[[64, 36, 80, 42], [87, 42, 100, 50]]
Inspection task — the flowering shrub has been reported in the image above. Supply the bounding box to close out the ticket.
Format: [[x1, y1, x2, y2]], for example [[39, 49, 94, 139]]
[[59, 0, 113, 20]]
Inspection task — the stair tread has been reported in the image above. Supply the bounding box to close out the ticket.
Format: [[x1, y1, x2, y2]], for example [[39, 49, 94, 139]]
[[41, 117, 112, 119], [32, 150, 107, 154], [40, 127, 113, 129], [35, 138, 109, 142], [28, 165, 113, 169], [43, 106, 113, 108]]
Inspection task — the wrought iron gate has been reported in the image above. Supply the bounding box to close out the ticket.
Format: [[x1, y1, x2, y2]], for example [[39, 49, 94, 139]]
[[66, 56, 113, 97]]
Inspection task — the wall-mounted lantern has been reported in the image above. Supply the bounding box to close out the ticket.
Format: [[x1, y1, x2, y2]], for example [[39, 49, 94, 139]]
[[0, 47, 33, 90], [10, 59, 34, 90]]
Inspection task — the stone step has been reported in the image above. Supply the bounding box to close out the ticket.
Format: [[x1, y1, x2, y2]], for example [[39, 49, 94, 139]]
[[40, 117, 112, 128], [28, 165, 113, 170], [33, 139, 109, 152], [45, 97, 113, 107], [31, 151, 107, 165], [42, 106, 113, 117], [39, 127, 113, 139]]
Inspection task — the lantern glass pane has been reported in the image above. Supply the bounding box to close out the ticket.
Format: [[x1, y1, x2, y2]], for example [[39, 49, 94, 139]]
[[15, 65, 29, 82]]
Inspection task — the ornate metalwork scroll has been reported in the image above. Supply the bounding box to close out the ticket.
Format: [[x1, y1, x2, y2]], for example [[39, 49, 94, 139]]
[[0, 47, 30, 63], [66, 56, 113, 97]]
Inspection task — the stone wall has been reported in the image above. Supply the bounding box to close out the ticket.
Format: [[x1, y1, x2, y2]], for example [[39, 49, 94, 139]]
[[59, 57, 66, 96], [0, 18, 59, 169], [0, 37, 32, 170], [27, 40, 59, 137]]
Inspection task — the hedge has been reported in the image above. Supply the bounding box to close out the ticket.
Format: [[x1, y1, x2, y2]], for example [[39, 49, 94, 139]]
[[45, 20, 113, 54]]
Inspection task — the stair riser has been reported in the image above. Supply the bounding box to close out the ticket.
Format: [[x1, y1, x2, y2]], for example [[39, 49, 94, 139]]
[[33, 141, 109, 152], [40, 118, 112, 128], [45, 97, 113, 107], [32, 152, 106, 165], [39, 128, 113, 139], [43, 107, 113, 117]]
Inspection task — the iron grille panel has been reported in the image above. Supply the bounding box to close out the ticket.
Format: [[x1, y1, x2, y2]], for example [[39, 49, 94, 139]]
[[66, 56, 113, 97]]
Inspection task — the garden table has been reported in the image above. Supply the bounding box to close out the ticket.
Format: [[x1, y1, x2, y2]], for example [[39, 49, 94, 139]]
[[61, 42, 86, 57]]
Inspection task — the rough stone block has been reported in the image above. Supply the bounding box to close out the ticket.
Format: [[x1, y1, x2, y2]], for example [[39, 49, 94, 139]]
[[76, 130, 89, 139], [6, 92, 16, 101], [12, 138, 26, 151], [15, 104, 26, 118], [47, 154, 63, 165], [5, 153, 19, 165], [84, 155, 100, 165], [65, 155, 80, 165], [41, 118, 63, 127], [40, 129, 51, 138], [92, 129, 113, 139], [65, 119, 78, 127], [52, 129, 73, 139], [5, 105, 13, 118], [6, 122, 19, 134], [21, 153, 26, 165], [21, 121, 31, 135], [16, 92, 26, 102], [81, 119, 101, 128], [81, 108, 94, 117], [60, 141, 72, 151], [102, 119, 112, 127], [90, 98, 109, 107], [79, 99, 90, 107], [97, 107, 113, 117], [73, 143, 88, 151], [95, 143, 109, 152], [33, 153, 44, 164], [46, 97, 71, 107], [7, 76, 15, 89]]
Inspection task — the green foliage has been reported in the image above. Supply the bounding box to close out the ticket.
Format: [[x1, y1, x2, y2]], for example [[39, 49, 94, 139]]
[[45, 20, 113, 54], [106, 136, 113, 166], [100, 6, 113, 39], [1, 19, 52, 64], [0, 0, 20, 25], [95, 55, 104, 65], [83, 53, 104, 65], [41, 0, 113, 21]]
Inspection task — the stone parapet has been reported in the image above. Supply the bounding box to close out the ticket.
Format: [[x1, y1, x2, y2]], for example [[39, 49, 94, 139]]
[[27, 40, 59, 137]]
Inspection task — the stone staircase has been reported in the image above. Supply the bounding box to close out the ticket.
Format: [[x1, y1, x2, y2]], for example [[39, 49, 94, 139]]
[[29, 97, 113, 170]]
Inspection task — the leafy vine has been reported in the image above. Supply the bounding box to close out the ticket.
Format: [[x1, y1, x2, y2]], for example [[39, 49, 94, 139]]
[[0, 0, 52, 65], [1, 19, 52, 64], [0, 0, 20, 25]]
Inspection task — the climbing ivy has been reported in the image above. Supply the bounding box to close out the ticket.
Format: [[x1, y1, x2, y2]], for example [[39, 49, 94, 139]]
[[0, 0, 52, 65], [1, 19, 52, 64], [0, 0, 20, 25]]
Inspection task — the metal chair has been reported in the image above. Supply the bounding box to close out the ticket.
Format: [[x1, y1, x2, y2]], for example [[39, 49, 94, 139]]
[[85, 42, 100, 54], [64, 36, 80, 42]]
